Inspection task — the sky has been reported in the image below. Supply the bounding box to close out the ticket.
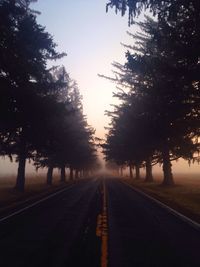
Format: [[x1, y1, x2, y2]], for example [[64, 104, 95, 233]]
[[32, 0, 132, 139]]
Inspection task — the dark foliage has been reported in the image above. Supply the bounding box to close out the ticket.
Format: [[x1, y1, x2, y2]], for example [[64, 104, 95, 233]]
[[103, 10, 200, 184], [0, 1, 98, 191]]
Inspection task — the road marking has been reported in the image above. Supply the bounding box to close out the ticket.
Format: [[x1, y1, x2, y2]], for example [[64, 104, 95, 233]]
[[122, 181, 200, 231], [0, 184, 75, 223], [101, 180, 108, 267], [96, 214, 102, 237], [96, 181, 108, 267]]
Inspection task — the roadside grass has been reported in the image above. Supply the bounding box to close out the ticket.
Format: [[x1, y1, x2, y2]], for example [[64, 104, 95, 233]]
[[0, 173, 71, 211], [123, 174, 200, 223]]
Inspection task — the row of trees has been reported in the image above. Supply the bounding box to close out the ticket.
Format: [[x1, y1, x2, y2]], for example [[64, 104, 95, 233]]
[[0, 0, 98, 191], [103, 0, 200, 185]]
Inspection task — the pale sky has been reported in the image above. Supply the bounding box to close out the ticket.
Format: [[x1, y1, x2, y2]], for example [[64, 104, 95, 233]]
[[33, 0, 132, 139]]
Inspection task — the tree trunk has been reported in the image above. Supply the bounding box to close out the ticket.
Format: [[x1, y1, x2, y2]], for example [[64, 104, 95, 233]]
[[120, 166, 123, 177], [15, 154, 26, 192], [162, 146, 174, 186], [75, 170, 79, 179], [70, 167, 74, 180], [15, 129, 26, 192], [145, 157, 154, 182], [60, 165, 66, 182], [129, 163, 133, 179], [135, 163, 140, 180], [117, 167, 120, 176], [80, 170, 83, 178], [47, 165, 53, 185]]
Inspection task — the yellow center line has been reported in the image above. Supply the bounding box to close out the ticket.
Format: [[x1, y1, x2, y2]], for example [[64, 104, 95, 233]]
[[95, 180, 108, 267], [101, 180, 108, 267]]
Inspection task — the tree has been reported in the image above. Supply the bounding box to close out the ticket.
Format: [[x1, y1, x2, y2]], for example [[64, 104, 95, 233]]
[[0, 0, 65, 191], [34, 66, 98, 184], [102, 15, 199, 185], [103, 95, 156, 180], [106, 0, 200, 25], [124, 17, 200, 185]]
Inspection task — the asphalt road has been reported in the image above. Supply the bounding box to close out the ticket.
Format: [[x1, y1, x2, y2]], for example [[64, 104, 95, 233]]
[[0, 178, 200, 267], [0, 179, 102, 267], [107, 179, 200, 267]]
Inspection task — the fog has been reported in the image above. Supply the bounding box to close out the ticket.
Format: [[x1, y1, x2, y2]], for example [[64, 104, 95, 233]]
[[0, 157, 199, 178]]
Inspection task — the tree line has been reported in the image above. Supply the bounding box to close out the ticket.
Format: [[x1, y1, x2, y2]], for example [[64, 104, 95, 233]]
[[103, 0, 200, 185], [0, 0, 98, 192]]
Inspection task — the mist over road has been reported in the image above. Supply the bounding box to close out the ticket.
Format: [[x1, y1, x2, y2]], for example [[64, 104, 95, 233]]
[[0, 178, 200, 267]]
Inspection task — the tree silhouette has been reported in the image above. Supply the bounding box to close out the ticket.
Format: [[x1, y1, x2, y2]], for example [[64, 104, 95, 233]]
[[0, 0, 65, 191], [106, 0, 200, 26], [34, 66, 98, 184], [102, 15, 199, 185]]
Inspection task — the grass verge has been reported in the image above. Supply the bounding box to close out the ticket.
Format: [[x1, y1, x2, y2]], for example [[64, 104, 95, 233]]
[[0, 174, 74, 214]]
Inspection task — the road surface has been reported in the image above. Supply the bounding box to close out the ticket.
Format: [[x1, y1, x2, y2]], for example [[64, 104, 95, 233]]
[[107, 179, 200, 267], [0, 179, 102, 267], [0, 178, 200, 267]]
